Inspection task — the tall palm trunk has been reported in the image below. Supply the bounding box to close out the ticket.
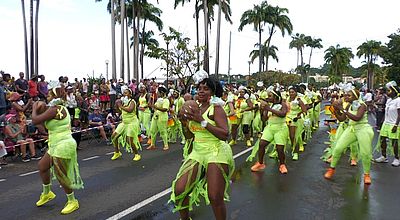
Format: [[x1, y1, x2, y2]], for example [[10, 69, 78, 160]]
[[308, 47, 313, 67], [296, 49, 299, 67], [258, 23, 262, 79], [214, 0, 222, 78], [125, 17, 130, 81], [133, 3, 140, 80], [21, 0, 29, 78], [265, 25, 276, 73], [111, 0, 117, 80], [29, 0, 34, 78], [203, 0, 209, 73], [34, 0, 39, 76], [132, 0, 136, 81], [195, 0, 200, 71], [120, 0, 125, 80], [140, 20, 147, 79]]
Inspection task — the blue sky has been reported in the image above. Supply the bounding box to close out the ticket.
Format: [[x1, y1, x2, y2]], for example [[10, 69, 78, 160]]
[[1, 0, 400, 81]]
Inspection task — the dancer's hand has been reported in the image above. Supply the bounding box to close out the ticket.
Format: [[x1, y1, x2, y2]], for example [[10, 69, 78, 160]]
[[392, 125, 397, 133]]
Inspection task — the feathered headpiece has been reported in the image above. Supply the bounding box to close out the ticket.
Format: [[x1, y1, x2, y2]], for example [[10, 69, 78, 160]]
[[193, 70, 209, 84]]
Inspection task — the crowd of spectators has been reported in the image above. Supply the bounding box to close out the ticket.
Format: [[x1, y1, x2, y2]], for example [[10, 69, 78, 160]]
[[0, 70, 182, 168]]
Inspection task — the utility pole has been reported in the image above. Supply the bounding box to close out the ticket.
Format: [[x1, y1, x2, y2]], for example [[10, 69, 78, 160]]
[[214, 0, 222, 79], [227, 31, 232, 84]]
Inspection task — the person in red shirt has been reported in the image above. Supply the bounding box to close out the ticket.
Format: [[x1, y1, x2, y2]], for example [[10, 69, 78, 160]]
[[28, 75, 39, 100]]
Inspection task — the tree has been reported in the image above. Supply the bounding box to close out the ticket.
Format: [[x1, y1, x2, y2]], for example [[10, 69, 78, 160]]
[[146, 27, 203, 91], [289, 33, 306, 68], [357, 40, 383, 89], [29, 0, 34, 77], [249, 42, 278, 71], [381, 29, 400, 83], [263, 4, 293, 72], [239, 1, 268, 79], [21, 0, 29, 79], [306, 36, 323, 67], [95, 0, 117, 80], [324, 45, 354, 83], [34, 0, 40, 76], [174, 0, 232, 73]]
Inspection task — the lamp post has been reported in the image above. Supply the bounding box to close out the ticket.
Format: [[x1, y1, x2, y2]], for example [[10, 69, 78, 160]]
[[166, 41, 170, 87], [248, 60, 251, 85], [105, 59, 109, 80]]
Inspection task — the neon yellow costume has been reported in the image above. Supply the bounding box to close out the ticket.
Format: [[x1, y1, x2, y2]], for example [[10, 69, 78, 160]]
[[138, 94, 151, 136], [150, 98, 170, 146], [114, 98, 141, 152], [170, 105, 234, 211], [45, 106, 83, 189]]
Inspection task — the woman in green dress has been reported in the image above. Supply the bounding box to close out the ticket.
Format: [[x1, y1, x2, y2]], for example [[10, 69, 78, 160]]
[[170, 74, 234, 220], [32, 82, 83, 215], [147, 86, 170, 150], [110, 88, 141, 161]]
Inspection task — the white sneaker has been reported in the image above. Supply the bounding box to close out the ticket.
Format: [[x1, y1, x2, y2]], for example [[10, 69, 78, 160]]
[[392, 158, 400, 167], [374, 155, 389, 163]]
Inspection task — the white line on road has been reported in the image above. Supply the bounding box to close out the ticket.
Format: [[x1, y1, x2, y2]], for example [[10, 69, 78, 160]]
[[106, 152, 115, 155], [0, 179, 6, 182], [82, 156, 100, 161], [19, 170, 39, 177], [106, 146, 254, 220]]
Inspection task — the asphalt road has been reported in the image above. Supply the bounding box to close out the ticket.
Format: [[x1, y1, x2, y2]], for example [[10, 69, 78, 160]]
[[1, 110, 400, 220]]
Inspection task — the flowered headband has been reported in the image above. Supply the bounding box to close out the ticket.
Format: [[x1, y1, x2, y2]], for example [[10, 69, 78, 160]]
[[386, 81, 399, 95], [193, 70, 209, 84]]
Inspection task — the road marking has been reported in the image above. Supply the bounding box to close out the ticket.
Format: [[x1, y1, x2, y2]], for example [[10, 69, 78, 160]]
[[0, 179, 6, 182], [19, 170, 39, 177], [106, 152, 115, 155], [82, 156, 100, 161], [106, 146, 254, 220]]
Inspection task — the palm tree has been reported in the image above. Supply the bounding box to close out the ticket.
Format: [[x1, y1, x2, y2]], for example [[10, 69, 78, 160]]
[[306, 37, 323, 67], [29, 0, 34, 78], [138, 1, 163, 79], [239, 2, 268, 78], [324, 45, 354, 83], [21, 0, 29, 79], [249, 43, 278, 71], [34, 0, 40, 76], [357, 40, 383, 89], [289, 33, 306, 68], [264, 5, 293, 72], [119, 0, 125, 80], [174, 0, 232, 72]]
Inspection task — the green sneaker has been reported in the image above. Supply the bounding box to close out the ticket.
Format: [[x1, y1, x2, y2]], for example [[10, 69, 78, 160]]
[[292, 153, 299, 161], [61, 199, 79, 215], [36, 191, 56, 207], [111, 152, 122, 160]]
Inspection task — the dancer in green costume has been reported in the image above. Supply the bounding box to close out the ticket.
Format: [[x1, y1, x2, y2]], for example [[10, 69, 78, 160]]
[[33, 82, 83, 215], [138, 84, 151, 138], [170, 74, 234, 220], [286, 86, 307, 161], [251, 87, 289, 174], [170, 90, 186, 144], [110, 89, 141, 161], [324, 86, 373, 185], [147, 86, 170, 150]]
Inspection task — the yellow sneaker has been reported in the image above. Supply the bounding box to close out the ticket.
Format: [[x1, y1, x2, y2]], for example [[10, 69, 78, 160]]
[[246, 140, 252, 147], [111, 152, 122, 160], [36, 191, 56, 207], [299, 144, 305, 152], [133, 154, 141, 161], [163, 145, 169, 151], [61, 199, 79, 215], [229, 140, 236, 146]]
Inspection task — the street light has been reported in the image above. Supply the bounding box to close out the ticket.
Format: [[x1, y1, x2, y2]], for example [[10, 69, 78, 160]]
[[105, 59, 109, 80], [248, 60, 251, 80], [166, 41, 170, 87]]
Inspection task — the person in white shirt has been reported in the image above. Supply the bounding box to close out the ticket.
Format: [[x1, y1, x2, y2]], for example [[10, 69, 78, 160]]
[[82, 78, 88, 94], [66, 86, 78, 121], [374, 81, 400, 166], [363, 89, 373, 112], [109, 79, 117, 111]]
